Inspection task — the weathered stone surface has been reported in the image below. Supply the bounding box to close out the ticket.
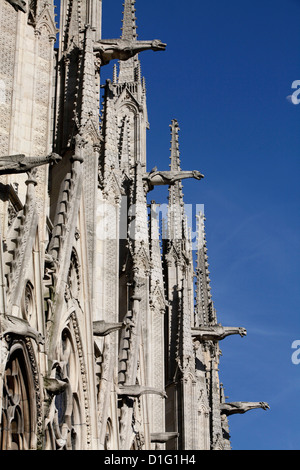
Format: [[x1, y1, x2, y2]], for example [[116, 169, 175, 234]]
[[0, 153, 61, 175], [94, 38, 166, 65], [0, 0, 268, 451]]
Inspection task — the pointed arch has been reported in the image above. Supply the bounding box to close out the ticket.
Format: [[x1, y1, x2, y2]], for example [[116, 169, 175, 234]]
[[34, 3, 58, 39], [67, 247, 81, 301], [0, 339, 41, 450], [44, 311, 91, 450], [197, 402, 210, 450]]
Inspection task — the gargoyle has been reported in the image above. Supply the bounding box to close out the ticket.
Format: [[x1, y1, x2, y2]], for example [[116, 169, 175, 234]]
[[143, 169, 204, 191], [0, 314, 45, 345], [0, 153, 61, 175], [43, 377, 69, 396], [93, 316, 135, 337], [117, 385, 167, 399], [191, 325, 247, 342], [150, 432, 179, 443], [5, 0, 26, 13], [220, 401, 270, 416], [93, 320, 124, 337], [94, 38, 166, 66]]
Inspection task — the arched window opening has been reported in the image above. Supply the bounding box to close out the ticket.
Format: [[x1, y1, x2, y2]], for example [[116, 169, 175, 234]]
[[0, 342, 37, 450]]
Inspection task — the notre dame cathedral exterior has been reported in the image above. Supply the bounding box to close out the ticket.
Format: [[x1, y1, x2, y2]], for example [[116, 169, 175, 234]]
[[0, 0, 269, 451]]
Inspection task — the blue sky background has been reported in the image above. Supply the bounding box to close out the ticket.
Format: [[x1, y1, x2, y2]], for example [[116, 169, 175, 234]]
[[55, 0, 300, 450]]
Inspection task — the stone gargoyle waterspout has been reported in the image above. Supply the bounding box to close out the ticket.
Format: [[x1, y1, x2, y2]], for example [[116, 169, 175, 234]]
[[191, 325, 247, 342], [117, 385, 167, 399], [93, 317, 135, 337], [143, 169, 204, 191], [43, 377, 69, 396], [94, 38, 166, 66], [150, 432, 179, 443], [220, 401, 270, 416], [0, 153, 61, 175], [0, 314, 45, 345], [93, 320, 124, 337]]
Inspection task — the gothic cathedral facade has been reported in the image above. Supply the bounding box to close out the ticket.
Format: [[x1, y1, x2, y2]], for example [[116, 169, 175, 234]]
[[0, 0, 268, 450]]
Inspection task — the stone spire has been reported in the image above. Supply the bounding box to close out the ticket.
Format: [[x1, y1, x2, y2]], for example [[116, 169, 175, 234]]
[[80, 25, 101, 127], [149, 201, 164, 289], [195, 211, 217, 326], [121, 0, 138, 40], [167, 120, 185, 243], [118, 0, 140, 84], [169, 120, 181, 172]]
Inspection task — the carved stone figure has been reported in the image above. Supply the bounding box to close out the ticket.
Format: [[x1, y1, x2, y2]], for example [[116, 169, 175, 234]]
[[150, 432, 179, 443], [43, 377, 69, 396], [0, 153, 61, 175], [117, 385, 167, 399], [5, 0, 26, 13], [0, 314, 45, 345], [93, 317, 135, 336], [220, 402, 270, 416], [192, 325, 247, 342], [94, 39, 166, 66], [143, 169, 204, 191], [93, 320, 124, 337]]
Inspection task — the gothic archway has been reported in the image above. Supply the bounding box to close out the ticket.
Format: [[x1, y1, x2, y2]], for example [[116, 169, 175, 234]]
[[44, 313, 91, 450], [0, 340, 38, 450]]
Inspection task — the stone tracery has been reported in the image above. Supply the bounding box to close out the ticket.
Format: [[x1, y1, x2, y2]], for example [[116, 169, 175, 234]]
[[0, 340, 39, 450]]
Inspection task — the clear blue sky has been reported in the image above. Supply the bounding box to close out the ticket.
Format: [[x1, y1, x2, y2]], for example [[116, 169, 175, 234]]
[[56, 0, 300, 450]]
